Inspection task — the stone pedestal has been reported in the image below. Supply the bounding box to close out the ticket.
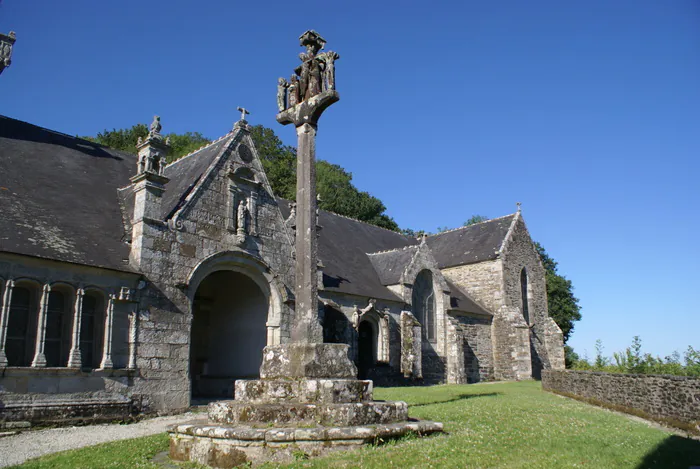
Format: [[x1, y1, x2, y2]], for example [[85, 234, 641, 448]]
[[168, 344, 443, 467]]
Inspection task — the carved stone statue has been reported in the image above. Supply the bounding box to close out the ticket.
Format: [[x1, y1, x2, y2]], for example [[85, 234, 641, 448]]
[[351, 306, 360, 330], [137, 136, 143, 146], [149, 115, 162, 136], [320, 51, 340, 91], [0, 31, 16, 74], [237, 198, 248, 234], [277, 77, 289, 111], [307, 57, 323, 100], [288, 75, 300, 107]]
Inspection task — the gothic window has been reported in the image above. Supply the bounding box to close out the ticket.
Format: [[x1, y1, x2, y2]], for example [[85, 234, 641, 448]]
[[6, 286, 32, 366], [45, 290, 71, 367], [80, 293, 103, 369], [412, 270, 436, 342], [520, 268, 530, 324]]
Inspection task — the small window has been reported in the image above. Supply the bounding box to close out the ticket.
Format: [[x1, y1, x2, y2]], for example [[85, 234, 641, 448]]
[[6, 287, 32, 366], [520, 268, 530, 324]]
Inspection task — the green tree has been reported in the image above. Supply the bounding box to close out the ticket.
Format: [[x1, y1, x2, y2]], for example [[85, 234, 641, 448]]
[[534, 242, 582, 343], [464, 214, 489, 226], [249, 125, 399, 231], [82, 124, 209, 163]]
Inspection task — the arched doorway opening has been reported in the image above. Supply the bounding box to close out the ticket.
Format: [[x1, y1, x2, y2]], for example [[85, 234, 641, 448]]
[[357, 320, 377, 379], [189, 270, 268, 398]]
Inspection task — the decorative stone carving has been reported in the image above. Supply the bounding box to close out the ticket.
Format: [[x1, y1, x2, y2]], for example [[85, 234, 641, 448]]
[[319, 51, 340, 91], [277, 77, 289, 111], [288, 75, 300, 107], [276, 30, 339, 113], [236, 197, 249, 245], [149, 115, 162, 136], [0, 31, 16, 76], [118, 286, 132, 301]]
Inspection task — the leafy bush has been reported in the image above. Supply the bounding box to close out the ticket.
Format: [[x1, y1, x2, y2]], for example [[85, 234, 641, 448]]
[[571, 337, 700, 377]]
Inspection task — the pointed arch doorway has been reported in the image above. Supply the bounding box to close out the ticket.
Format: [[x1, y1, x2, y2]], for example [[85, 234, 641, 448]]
[[189, 270, 268, 398]]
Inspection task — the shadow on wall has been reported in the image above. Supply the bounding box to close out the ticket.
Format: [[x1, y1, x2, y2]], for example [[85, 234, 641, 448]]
[[530, 331, 543, 380], [635, 435, 700, 469], [411, 392, 501, 408], [464, 341, 481, 384]]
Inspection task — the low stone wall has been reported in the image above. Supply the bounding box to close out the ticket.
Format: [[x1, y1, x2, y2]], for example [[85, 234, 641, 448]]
[[542, 370, 700, 428]]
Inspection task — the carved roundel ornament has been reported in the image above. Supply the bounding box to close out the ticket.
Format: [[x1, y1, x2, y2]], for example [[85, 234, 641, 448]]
[[238, 144, 253, 163]]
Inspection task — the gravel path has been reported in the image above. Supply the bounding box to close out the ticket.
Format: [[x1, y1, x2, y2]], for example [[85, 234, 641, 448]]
[[0, 412, 199, 468]]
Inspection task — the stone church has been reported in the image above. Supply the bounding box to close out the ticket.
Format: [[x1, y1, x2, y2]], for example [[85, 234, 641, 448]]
[[0, 92, 564, 425]]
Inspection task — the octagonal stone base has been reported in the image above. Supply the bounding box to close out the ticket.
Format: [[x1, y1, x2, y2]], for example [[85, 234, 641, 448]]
[[169, 419, 443, 468], [209, 400, 408, 427]]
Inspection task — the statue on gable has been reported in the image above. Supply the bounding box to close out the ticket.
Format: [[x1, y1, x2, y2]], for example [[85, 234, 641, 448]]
[[149, 115, 162, 137]]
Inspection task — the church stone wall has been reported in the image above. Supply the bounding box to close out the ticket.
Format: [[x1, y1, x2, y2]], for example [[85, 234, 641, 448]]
[[455, 314, 494, 383], [442, 260, 504, 314], [126, 132, 296, 413], [501, 215, 564, 376], [320, 292, 407, 385]]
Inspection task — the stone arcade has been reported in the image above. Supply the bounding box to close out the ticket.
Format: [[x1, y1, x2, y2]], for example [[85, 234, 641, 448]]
[[0, 28, 564, 443]]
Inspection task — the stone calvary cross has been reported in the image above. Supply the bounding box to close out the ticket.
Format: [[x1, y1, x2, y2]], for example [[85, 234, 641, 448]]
[[167, 31, 442, 467], [276, 30, 340, 344]]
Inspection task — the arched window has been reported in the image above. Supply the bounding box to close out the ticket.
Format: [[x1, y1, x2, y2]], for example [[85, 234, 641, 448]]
[[412, 270, 436, 342], [6, 286, 32, 366], [80, 293, 103, 369], [520, 268, 530, 324]]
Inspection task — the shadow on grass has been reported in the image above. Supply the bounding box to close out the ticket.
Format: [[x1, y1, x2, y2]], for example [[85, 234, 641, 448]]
[[412, 392, 501, 407], [636, 435, 700, 469]]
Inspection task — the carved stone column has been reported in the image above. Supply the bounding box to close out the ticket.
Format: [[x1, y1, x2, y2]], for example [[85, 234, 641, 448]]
[[127, 310, 138, 369], [31, 284, 51, 367], [67, 288, 85, 368], [99, 295, 115, 369], [0, 279, 15, 366]]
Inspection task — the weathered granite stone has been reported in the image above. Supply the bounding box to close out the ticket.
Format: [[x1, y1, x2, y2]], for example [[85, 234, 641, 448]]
[[543, 370, 700, 427], [169, 419, 444, 468], [235, 378, 372, 403], [259, 344, 357, 379], [208, 400, 408, 426]]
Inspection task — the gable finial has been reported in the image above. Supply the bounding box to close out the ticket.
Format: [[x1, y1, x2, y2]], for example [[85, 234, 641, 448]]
[[516, 202, 522, 213], [237, 106, 250, 122]]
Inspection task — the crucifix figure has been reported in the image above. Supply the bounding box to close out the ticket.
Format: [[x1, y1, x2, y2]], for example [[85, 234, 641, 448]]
[[237, 106, 250, 122]]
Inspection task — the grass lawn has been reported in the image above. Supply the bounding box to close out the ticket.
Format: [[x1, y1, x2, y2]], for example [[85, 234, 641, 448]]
[[9, 381, 700, 469]]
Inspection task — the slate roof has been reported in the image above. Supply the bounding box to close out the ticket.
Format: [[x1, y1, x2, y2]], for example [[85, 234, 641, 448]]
[[426, 215, 516, 269], [367, 246, 419, 286], [161, 136, 231, 219], [0, 115, 511, 311], [0, 115, 136, 272], [278, 200, 417, 301]]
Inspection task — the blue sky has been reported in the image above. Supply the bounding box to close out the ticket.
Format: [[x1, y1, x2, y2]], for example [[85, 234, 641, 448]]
[[0, 1, 698, 359]]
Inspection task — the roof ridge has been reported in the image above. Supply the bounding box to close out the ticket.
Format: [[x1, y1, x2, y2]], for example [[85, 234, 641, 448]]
[[0, 114, 134, 156], [278, 197, 415, 240], [367, 245, 418, 256], [163, 131, 231, 169], [427, 213, 516, 237], [322, 210, 414, 238]]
